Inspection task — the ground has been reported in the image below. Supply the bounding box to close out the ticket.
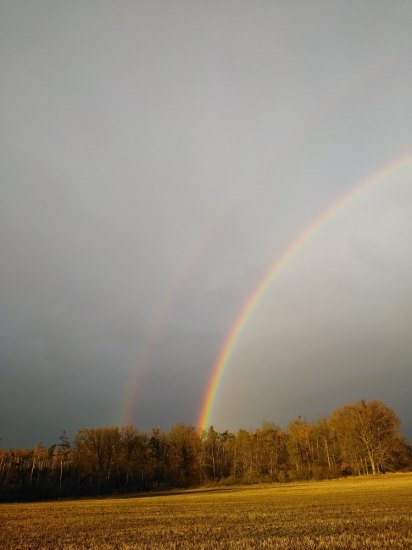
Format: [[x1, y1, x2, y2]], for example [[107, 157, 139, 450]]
[[1, 473, 411, 549]]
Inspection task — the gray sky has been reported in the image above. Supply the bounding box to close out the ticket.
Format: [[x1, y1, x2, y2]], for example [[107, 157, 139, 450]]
[[1, 1, 411, 448]]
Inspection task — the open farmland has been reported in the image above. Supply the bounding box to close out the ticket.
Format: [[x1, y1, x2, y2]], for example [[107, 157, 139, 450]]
[[1, 474, 411, 549]]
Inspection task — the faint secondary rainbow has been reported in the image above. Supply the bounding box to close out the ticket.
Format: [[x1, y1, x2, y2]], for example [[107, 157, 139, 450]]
[[198, 151, 412, 430], [121, 201, 232, 426]]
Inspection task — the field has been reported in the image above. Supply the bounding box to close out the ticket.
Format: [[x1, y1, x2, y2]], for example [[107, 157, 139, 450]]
[[1, 474, 411, 549]]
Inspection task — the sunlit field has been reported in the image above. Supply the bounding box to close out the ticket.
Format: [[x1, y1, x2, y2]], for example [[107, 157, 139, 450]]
[[1, 473, 411, 549]]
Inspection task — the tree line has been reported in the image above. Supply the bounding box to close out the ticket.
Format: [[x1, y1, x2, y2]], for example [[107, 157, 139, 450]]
[[1, 399, 411, 501]]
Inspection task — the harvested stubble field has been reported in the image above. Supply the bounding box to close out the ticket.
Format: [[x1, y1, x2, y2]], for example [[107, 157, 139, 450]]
[[1, 473, 411, 549]]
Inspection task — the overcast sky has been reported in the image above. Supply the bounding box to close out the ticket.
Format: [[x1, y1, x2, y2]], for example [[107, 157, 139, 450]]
[[1, 1, 411, 448]]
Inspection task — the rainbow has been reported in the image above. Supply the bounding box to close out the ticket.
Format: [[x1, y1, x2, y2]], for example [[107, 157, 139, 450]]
[[198, 152, 412, 430]]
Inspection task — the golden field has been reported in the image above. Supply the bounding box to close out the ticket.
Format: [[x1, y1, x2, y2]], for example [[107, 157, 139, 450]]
[[1, 473, 411, 549]]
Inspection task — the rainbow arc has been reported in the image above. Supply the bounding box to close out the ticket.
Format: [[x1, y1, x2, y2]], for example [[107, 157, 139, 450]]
[[198, 152, 412, 430]]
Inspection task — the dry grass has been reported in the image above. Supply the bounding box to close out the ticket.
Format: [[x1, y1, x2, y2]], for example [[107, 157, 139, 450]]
[[1, 473, 411, 549]]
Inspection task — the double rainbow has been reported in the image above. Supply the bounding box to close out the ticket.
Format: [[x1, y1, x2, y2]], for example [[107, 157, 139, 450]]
[[198, 152, 412, 430], [121, 63, 397, 428]]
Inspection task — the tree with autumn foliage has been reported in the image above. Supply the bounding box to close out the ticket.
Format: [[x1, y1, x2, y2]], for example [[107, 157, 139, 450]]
[[331, 400, 404, 475]]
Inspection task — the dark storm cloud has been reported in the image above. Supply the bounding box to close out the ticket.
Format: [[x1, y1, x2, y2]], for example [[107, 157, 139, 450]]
[[1, 1, 412, 447]]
